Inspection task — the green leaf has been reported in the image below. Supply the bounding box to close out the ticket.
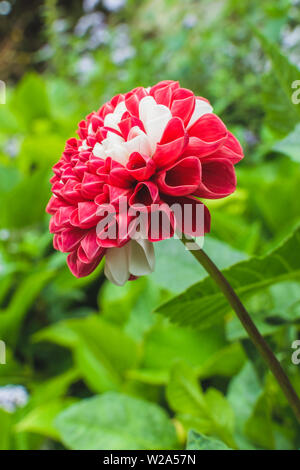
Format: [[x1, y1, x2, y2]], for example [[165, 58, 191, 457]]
[[227, 281, 300, 341], [262, 73, 299, 138], [35, 316, 140, 393], [11, 73, 50, 127], [55, 392, 178, 450], [245, 393, 275, 450], [0, 267, 55, 345], [151, 236, 246, 294], [16, 398, 76, 440], [227, 362, 262, 432], [156, 226, 300, 329], [138, 321, 225, 384], [196, 343, 246, 379], [254, 28, 300, 125], [273, 123, 300, 162], [186, 430, 232, 450], [30, 368, 80, 406], [0, 409, 13, 450], [166, 361, 206, 416], [166, 361, 235, 447]]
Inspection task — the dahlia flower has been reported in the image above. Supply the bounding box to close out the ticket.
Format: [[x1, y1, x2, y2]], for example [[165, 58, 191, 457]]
[[47, 80, 243, 286]]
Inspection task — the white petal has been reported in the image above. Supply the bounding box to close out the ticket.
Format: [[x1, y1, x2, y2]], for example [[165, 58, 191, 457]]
[[104, 113, 121, 130], [114, 100, 127, 116], [128, 239, 155, 276], [78, 139, 89, 151], [104, 144, 129, 165], [103, 101, 127, 130], [93, 142, 106, 158], [187, 98, 213, 129], [125, 128, 152, 156], [139, 96, 172, 153], [145, 113, 171, 152], [104, 245, 130, 286], [103, 131, 124, 146]]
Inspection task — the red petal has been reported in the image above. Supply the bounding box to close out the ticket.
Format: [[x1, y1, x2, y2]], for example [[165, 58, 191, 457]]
[[126, 152, 156, 181], [129, 181, 159, 208], [171, 88, 196, 125], [185, 114, 228, 157], [195, 158, 237, 199], [152, 117, 188, 170], [67, 249, 104, 278], [156, 157, 201, 196], [205, 131, 244, 164]]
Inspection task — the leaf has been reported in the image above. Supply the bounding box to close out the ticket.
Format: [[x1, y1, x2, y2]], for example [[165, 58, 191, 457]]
[[166, 361, 206, 416], [227, 362, 262, 432], [55, 392, 178, 450], [138, 321, 225, 384], [262, 73, 299, 138], [35, 316, 139, 393], [16, 398, 76, 440], [151, 236, 246, 294], [245, 393, 275, 450], [0, 409, 13, 450], [156, 226, 300, 329], [0, 267, 55, 345], [273, 123, 300, 162], [196, 343, 246, 379], [227, 281, 300, 341], [166, 361, 235, 447], [1, 168, 51, 229], [30, 368, 80, 406], [11, 73, 50, 128], [254, 28, 300, 123], [186, 430, 232, 450]]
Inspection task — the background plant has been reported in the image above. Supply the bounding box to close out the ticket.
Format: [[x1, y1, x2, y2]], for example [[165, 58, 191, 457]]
[[0, 0, 300, 450]]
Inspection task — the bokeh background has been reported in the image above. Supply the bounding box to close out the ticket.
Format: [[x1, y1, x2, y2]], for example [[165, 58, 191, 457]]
[[0, 0, 300, 450]]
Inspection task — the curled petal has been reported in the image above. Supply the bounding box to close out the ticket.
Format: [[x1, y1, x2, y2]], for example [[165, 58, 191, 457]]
[[185, 114, 228, 157], [80, 229, 103, 261], [129, 181, 160, 208], [126, 152, 156, 181], [196, 158, 237, 199], [164, 195, 211, 237], [171, 88, 196, 126], [205, 131, 244, 164], [70, 202, 100, 228], [59, 228, 86, 252], [152, 117, 188, 170], [67, 248, 104, 278], [81, 172, 104, 199], [156, 156, 201, 196]]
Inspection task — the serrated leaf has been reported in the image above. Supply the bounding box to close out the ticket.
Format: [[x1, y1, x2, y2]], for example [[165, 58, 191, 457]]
[[55, 392, 178, 450], [156, 227, 300, 329]]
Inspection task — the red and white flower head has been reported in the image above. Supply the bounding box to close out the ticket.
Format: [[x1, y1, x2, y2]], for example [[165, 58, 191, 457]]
[[46, 81, 243, 285]]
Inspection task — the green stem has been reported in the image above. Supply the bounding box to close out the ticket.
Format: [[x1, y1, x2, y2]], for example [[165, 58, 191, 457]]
[[181, 235, 300, 423]]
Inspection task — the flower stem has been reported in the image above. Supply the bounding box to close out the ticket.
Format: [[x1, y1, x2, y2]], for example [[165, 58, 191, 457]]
[[181, 235, 300, 423]]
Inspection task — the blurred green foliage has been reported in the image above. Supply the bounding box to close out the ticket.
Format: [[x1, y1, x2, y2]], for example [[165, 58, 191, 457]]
[[0, 0, 299, 450]]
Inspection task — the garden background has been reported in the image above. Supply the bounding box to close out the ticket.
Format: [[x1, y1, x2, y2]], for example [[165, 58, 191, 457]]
[[0, 0, 300, 450]]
